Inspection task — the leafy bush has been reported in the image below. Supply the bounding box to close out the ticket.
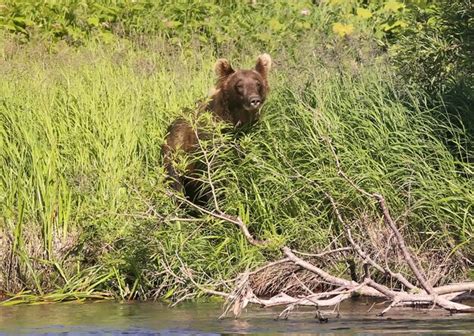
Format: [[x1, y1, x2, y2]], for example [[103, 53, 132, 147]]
[[389, 0, 473, 135], [0, 1, 319, 51], [390, 1, 472, 93]]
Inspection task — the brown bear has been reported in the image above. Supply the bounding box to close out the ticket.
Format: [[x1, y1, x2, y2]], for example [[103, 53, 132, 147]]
[[162, 54, 272, 204]]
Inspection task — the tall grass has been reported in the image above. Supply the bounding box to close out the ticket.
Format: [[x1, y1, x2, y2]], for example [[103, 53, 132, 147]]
[[0, 33, 472, 303]]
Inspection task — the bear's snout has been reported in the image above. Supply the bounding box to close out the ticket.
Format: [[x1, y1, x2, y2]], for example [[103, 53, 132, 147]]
[[249, 96, 262, 109]]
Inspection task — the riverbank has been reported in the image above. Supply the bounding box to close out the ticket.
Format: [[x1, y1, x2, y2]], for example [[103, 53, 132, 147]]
[[1, 1, 472, 306]]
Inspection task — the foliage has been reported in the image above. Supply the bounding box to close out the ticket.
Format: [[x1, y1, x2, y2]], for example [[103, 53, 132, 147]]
[[326, 0, 408, 41], [0, 1, 433, 50], [389, 0, 473, 135], [390, 1, 472, 92], [0, 0, 318, 52], [1, 33, 472, 301], [0, 1, 472, 303]]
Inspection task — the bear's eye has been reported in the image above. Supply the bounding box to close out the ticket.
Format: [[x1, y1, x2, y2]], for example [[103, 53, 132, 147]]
[[235, 82, 244, 93], [256, 81, 262, 88]]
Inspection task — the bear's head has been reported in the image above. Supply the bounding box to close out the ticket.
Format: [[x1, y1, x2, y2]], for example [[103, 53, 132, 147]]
[[214, 54, 271, 126]]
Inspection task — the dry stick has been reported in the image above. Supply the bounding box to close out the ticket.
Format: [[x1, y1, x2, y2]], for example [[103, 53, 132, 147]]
[[166, 191, 267, 247], [364, 278, 396, 299], [174, 251, 231, 299], [169, 131, 268, 247], [325, 192, 416, 290], [326, 137, 372, 199], [434, 283, 474, 295], [433, 297, 474, 313], [389, 294, 474, 312], [325, 138, 425, 292], [276, 146, 471, 310], [362, 273, 474, 314], [219, 271, 258, 319], [281, 152, 415, 290], [277, 280, 370, 320], [373, 193, 434, 295], [282, 247, 383, 297], [250, 258, 473, 312], [253, 292, 353, 308], [379, 298, 401, 316], [292, 273, 316, 295], [292, 247, 353, 258], [277, 294, 352, 319], [326, 138, 474, 312], [194, 127, 221, 211], [283, 247, 354, 288]]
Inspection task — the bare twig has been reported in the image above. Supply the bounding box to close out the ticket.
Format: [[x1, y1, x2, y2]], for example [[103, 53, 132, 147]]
[[325, 192, 416, 290], [174, 251, 230, 298], [283, 247, 383, 297], [278, 149, 416, 291], [324, 137, 473, 313], [292, 247, 353, 258], [194, 127, 222, 211], [325, 138, 431, 292], [291, 273, 316, 295], [167, 191, 267, 247], [325, 136, 371, 198], [373, 193, 434, 294]]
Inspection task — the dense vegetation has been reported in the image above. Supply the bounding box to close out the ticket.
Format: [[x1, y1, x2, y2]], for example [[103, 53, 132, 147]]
[[0, 0, 472, 304]]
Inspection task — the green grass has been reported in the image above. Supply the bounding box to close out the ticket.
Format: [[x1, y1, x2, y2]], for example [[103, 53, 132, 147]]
[[0, 29, 472, 303]]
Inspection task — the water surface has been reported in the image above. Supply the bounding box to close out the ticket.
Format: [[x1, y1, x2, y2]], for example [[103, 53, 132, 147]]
[[0, 300, 473, 335]]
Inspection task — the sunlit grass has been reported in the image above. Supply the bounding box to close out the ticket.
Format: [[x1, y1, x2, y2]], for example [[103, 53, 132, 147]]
[[0, 35, 472, 304]]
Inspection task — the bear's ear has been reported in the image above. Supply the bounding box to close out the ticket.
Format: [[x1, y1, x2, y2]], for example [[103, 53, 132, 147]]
[[214, 58, 235, 80], [255, 53, 272, 78]]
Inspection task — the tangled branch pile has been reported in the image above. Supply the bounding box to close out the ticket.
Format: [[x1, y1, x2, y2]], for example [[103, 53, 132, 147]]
[[170, 135, 473, 319]]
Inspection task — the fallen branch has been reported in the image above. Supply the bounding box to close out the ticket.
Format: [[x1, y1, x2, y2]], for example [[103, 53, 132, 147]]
[[164, 137, 474, 319], [373, 193, 433, 294], [325, 191, 417, 291], [292, 247, 352, 258], [167, 191, 267, 247], [282, 247, 383, 297]]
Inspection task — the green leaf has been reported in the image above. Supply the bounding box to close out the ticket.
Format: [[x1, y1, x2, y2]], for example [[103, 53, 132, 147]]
[[356, 8, 372, 19], [87, 17, 100, 27], [269, 18, 284, 31], [384, 0, 405, 12]]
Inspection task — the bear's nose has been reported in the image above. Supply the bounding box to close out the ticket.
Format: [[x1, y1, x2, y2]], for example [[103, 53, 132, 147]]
[[249, 96, 261, 108]]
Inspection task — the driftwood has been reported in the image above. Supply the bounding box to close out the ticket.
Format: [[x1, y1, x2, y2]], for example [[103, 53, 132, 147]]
[[167, 136, 474, 319]]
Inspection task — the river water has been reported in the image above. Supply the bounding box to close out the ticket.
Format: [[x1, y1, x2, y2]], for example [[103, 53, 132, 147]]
[[0, 300, 473, 335]]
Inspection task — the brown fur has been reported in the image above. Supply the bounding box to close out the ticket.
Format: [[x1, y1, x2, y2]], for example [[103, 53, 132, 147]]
[[162, 54, 272, 203]]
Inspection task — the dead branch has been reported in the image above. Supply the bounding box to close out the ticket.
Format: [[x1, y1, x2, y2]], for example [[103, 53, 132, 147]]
[[325, 192, 416, 290], [162, 136, 474, 319], [167, 191, 267, 247], [174, 251, 231, 299], [258, 292, 352, 309], [324, 138, 473, 313], [284, 247, 371, 294], [220, 272, 253, 318], [292, 247, 353, 258], [325, 138, 434, 293], [434, 283, 474, 295], [373, 193, 433, 294], [277, 149, 417, 291]]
